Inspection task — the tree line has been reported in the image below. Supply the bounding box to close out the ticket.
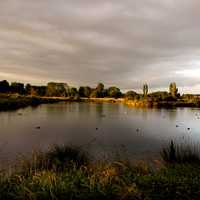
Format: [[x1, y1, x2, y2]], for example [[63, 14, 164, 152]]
[[0, 81, 123, 99], [0, 80, 195, 101]]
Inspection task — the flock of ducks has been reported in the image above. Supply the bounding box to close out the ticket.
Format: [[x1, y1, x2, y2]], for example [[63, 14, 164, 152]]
[[16, 110, 200, 133], [133, 112, 200, 133], [175, 112, 200, 131]]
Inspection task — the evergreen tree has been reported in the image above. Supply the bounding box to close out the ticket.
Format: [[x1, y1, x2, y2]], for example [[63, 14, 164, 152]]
[[169, 82, 178, 97], [143, 83, 148, 96]]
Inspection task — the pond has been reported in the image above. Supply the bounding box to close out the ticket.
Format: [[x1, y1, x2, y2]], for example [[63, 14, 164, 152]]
[[0, 102, 200, 164]]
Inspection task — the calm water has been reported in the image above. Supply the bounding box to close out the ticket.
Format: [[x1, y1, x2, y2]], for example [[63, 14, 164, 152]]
[[0, 102, 200, 163]]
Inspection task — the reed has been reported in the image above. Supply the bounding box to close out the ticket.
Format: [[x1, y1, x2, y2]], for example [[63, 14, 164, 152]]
[[161, 140, 200, 164]]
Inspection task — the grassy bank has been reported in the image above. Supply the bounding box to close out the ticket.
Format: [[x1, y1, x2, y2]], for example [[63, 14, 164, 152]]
[[1, 93, 200, 112], [125, 99, 200, 108], [0, 94, 66, 111], [0, 95, 125, 112], [0, 142, 200, 200], [0, 94, 123, 111], [80, 97, 124, 103]]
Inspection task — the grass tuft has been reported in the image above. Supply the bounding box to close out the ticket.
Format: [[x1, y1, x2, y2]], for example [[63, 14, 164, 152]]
[[160, 140, 200, 164], [17, 145, 90, 175]]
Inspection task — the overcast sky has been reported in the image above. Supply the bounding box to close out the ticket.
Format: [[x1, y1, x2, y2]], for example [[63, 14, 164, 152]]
[[0, 0, 200, 93]]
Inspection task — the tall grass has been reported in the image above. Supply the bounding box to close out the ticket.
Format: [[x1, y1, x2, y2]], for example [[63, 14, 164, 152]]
[[0, 143, 200, 199], [161, 140, 200, 164], [17, 145, 90, 175], [0, 145, 144, 200]]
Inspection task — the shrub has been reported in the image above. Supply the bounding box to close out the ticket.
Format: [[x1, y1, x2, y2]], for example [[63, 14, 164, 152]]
[[18, 145, 90, 174]]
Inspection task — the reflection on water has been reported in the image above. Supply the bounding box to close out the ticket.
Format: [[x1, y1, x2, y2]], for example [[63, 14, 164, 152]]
[[0, 102, 200, 164]]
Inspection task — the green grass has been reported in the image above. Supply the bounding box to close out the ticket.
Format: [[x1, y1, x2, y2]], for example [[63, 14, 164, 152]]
[[136, 164, 200, 200], [0, 143, 200, 199]]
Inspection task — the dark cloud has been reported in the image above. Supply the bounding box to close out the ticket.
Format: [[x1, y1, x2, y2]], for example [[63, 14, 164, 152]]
[[0, 0, 200, 93]]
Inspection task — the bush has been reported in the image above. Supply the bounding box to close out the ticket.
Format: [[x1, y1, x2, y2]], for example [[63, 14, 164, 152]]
[[125, 91, 138, 100], [18, 145, 90, 174], [46, 145, 89, 170], [107, 87, 122, 98]]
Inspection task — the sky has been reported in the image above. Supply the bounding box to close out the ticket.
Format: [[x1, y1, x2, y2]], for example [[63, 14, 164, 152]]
[[0, 0, 200, 94]]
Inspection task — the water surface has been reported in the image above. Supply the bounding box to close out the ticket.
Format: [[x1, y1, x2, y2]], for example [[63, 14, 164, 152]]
[[0, 102, 200, 163]]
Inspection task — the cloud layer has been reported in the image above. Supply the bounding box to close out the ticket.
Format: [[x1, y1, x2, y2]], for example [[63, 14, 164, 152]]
[[0, 0, 200, 93]]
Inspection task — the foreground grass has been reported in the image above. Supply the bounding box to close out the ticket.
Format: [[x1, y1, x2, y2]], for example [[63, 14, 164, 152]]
[[0, 143, 200, 200]]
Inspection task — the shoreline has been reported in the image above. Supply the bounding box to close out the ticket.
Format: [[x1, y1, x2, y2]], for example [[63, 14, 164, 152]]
[[125, 99, 200, 108], [0, 94, 200, 112], [0, 95, 63, 111]]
